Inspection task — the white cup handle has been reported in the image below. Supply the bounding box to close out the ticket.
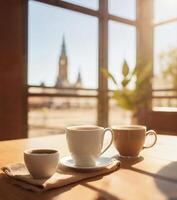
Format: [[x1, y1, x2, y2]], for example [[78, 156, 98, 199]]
[[100, 128, 114, 155]]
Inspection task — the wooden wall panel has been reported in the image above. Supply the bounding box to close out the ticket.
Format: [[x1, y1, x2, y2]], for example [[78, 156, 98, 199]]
[[0, 0, 27, 140], [147, 111, 177, 134]]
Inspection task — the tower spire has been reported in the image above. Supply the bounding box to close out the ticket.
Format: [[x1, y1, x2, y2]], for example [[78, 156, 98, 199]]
[[55, 35, 68, 87], [75, 68, 82, 87], [61, 35, 66, 57]]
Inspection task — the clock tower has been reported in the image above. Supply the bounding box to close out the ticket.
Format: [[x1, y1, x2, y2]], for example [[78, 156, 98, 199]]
[[56, 36, 69, 87]]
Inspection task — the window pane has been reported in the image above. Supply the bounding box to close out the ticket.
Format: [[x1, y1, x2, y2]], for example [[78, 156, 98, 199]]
[[154, 0, 177, 23], [108, 21, 136, 89], [153, 22, 177, 86], [28, 1, 98, 89], [109, 0, 136, 20], [108, 21, 136, 125], [61, 0, 98, 10], [153, 22, 177, 108], [28, 1, 98, 137]]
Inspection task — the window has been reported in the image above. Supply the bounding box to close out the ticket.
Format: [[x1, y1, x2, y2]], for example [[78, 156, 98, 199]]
[[154, 22, 177, 80], [28, 1, 98, 89], [108, 21, 136, 125], [28, 1, 98, 137], [153, 0, 177, 109], [28, 0, 139, 137]]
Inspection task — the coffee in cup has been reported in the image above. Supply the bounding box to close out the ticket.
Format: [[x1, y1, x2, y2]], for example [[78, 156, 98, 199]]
[[24, 149, 59, 179], [112, 125, 157, 158], [66, 125, 113, 167]]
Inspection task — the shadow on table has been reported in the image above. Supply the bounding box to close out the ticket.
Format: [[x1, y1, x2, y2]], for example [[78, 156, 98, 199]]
[[42, 174, 120, 200], [129, 161, 177, 199], [81, 182, 120, 200], [112, 155, 144, 168], [0, 172, 120, 200], [155, 161, 177, 200]]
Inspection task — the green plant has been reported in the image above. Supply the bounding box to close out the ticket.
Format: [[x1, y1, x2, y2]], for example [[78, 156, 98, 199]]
[[102, 60, 152, 114]]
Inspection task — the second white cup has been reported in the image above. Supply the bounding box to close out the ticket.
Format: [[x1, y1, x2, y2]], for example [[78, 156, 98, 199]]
[[66, 125, 113, 167]]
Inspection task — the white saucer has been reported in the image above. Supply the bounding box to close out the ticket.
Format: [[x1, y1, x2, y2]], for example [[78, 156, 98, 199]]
[[60, 156, 114, 170]]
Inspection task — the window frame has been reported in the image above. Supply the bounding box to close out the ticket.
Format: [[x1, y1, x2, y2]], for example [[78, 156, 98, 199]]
[[28, 0, 177, 133], [28, 0, 137, 130]]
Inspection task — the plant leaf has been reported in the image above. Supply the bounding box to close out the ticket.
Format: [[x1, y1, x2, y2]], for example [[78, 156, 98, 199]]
[[122, 60, 129, 77], [101, 68, 118, 86], [121, 78, 130, 88]]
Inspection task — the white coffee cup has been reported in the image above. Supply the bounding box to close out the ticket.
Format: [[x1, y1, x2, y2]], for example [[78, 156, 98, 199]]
[[66, 125, 113, 167], [24, 149, 59, 179]]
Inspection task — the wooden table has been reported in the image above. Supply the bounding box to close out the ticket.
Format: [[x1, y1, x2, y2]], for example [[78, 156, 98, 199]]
[[0, 134, 177, 200]]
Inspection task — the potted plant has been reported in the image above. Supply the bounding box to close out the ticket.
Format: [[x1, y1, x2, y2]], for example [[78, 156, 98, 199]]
[[102, 60, 152, 124]]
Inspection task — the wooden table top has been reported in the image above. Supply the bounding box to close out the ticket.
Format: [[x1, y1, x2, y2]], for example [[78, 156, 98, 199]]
[[0, 134, 177, 200]]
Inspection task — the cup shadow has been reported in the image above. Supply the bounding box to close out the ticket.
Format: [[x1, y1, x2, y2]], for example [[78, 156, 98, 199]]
[[112, 154, 144, 168]]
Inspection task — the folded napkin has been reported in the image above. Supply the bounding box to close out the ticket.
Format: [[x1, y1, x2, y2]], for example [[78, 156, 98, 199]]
[[1, 159, 120, 192]]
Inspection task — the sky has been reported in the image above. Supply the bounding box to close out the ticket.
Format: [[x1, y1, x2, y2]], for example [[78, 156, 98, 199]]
[[28, 0, 177, 89]]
